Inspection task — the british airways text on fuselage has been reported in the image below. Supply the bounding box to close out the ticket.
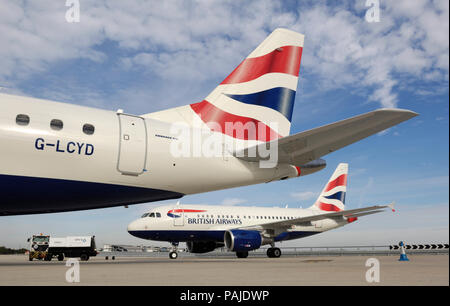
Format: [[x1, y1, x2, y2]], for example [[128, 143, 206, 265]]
[[187, 218, 243, 225]]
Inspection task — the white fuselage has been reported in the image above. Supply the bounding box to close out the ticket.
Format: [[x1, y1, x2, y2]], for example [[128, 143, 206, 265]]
[[0, 93, 319, 215], [127, 204, 347, 244]]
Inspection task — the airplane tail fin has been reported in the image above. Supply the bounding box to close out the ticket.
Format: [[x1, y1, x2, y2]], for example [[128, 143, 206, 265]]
[[310, 163, 348, 212], [144, 28, 304, 141]]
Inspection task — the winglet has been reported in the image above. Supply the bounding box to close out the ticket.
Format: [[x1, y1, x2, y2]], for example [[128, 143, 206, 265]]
[[388, 202, 396, 212]]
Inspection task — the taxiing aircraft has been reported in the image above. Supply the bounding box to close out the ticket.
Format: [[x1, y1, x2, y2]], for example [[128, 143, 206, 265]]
[[128, 163, 395, 259], [0, 28, 416, 215]]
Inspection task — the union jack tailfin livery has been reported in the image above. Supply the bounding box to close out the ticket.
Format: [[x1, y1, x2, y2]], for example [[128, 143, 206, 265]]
[[146, 28, 304, 143], [311, 163, 348, 212]]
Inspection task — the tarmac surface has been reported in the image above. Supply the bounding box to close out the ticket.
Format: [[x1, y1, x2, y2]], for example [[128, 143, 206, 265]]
[[0, 254, 448, 286]]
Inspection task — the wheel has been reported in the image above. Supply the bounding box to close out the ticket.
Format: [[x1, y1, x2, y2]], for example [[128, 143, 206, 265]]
[[236, 251, 248, 258], [267, 248, 281, 258], [169, 251, 178, 259], [44, 254, 52, 261], [272, 248, 281, 258], [29, 256, 33, 261], [57, 254, 64, 261], [80, 254, 89, 261]]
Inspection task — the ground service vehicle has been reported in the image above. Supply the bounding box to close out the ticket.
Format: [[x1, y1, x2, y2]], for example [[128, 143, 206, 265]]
[[48, 236, 97, 261], [27, 234, 50, 261], [27, 235, 97, 261]]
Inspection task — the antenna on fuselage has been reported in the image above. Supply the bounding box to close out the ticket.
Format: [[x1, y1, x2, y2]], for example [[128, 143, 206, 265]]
[[176, 201, 180, 206]]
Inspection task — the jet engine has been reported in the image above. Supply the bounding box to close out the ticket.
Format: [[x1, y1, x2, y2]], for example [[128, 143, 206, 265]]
[[186, 241, 223, 253], [224, 230, 262, 252]]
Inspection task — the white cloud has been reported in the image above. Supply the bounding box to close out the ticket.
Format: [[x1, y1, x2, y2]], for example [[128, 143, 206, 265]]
[[0, 0, 447, 111], [291, 1, 449, 108]]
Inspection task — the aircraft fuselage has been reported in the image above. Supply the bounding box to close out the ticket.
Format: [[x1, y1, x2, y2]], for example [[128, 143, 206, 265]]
[[0, 93, 310, 215]]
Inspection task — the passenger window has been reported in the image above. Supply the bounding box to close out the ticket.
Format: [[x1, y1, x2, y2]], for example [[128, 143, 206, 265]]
[[50, 119, 63, 130], [83, 123, 95, 135], [156, 213, 161, 218], [16, 114, 30, 126], [149, 213, 155, 218]]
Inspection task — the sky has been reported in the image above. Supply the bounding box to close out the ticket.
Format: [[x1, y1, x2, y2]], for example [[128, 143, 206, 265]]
[[0, 0, 448, 249]]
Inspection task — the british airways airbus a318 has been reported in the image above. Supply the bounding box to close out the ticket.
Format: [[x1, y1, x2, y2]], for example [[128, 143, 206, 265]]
[[0, 28, 416, 215], [128, 163, 395, 259]]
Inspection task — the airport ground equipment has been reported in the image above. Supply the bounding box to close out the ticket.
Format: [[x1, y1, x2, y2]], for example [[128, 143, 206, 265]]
[[390, 243, 449, 250], [398, 241, 409, 261], [27, 234, 50, 261], [47, 236, 98, 261]]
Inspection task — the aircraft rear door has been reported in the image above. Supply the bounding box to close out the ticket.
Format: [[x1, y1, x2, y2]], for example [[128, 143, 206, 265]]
[[117, 114, 147, 176]]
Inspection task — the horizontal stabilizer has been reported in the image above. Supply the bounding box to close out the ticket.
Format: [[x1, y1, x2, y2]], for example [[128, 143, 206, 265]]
[[242, 203, 394, 230], [234, 109, 418, 165]]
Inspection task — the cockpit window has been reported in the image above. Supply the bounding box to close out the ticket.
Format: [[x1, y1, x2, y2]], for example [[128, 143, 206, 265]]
[[141, 213, 149, 218], [149, 213, 155, 218], [156, 212, 161, 218]]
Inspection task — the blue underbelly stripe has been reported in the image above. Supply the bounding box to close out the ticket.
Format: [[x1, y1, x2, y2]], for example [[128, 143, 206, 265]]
[[128, 230, 319, 243], [0, 174, 183, 216]]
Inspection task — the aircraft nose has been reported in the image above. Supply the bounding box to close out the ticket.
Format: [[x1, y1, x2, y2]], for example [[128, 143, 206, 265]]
[[127, 219, 150, 239], [127, 219, 142, 234]]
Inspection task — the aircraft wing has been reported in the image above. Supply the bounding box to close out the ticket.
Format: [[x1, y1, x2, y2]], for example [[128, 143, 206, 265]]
[[239, 203, 395, 231], [234, 109, 418, 166]]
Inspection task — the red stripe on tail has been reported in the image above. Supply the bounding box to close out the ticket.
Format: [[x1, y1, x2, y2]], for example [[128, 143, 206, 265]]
[[316, 202, 342, 212], [221, 46, 302, 85], [325, 174, 347, 192], [190, 100, 282, 141]]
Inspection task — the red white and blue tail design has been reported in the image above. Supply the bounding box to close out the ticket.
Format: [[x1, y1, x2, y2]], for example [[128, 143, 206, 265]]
[[145, 28, 304, 143], [310, 163, 348, 212]]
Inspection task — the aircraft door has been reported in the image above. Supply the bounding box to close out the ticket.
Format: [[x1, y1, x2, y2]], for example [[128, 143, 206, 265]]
[[117, 114, 147, 175], [173, 209, 184, 226]]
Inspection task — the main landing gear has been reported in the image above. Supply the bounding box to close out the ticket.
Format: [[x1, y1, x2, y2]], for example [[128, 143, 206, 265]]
[[267, 247, 281, 258], [169, 242, 179, 259], [236, 251, 249, 258]]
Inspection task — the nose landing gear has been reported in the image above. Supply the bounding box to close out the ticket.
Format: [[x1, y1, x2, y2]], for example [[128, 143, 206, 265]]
[[169, 242, 179, 259]]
